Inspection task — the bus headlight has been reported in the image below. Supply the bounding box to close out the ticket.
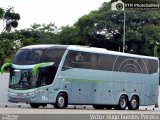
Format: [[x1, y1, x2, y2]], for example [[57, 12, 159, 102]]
[[27, 91, 36, 96], [27, 90, 39, 96]]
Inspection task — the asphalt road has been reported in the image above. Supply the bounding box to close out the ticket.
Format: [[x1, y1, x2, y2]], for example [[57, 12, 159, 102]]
[[0, 105, 160, 120], [0, 105, 160, 114]]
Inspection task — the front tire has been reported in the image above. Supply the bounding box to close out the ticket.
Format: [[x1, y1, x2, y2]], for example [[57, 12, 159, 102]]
[[54, 93, 67, 109], [30, 103, 40, 108], [128, 96, 139, 110]]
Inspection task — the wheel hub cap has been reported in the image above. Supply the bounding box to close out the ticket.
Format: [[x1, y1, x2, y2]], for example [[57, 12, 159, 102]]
[[58, 96, 65, 107], [131, 99, 137, 108], [120, 98, 126, 108]]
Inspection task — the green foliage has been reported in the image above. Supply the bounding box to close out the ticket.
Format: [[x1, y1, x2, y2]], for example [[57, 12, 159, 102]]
[[0, 39, 17, 66], [29, 23, 57, 32], [1, 7, 20, 33], [0, 8, 4, 18], [74, 2, 160, 55], [23, 38, 35, 46], [156, 44, 160, 58], [58, 26, 85, 45], [19, 23, 59, 45]]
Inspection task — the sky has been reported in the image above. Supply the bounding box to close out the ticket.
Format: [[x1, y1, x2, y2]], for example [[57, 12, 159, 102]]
[[0, 0, 110, 30]]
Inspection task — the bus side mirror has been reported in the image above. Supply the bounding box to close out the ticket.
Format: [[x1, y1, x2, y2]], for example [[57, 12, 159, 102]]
[[1, 63, 12, 74]]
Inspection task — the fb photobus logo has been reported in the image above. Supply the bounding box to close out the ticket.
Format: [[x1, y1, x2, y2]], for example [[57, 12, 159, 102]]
[[111, 0, 160, 10], [111, 0, 124, 11]]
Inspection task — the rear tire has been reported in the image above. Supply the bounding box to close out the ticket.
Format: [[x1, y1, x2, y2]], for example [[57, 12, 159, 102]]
[[128, 96, 139, 110], [54, 93, 67, 109], [117, 95, 128, 110], [30, 103, 40, 108]]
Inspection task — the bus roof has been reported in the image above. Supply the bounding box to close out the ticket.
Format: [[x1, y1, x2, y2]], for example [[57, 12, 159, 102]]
[[21, 44, 68, 49], [20, 44, 158, 60]]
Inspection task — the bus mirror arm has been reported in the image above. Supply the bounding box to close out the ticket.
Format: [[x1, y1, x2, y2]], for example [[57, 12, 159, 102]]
[[32, 62, 54, 76], [1, 62, 11, 74]]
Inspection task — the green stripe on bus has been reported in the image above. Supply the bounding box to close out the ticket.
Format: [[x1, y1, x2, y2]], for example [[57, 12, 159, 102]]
[[65, 78, 105, 83]]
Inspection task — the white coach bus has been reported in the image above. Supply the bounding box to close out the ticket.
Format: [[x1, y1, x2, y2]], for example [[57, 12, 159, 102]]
[[1, 45, 159, 110]]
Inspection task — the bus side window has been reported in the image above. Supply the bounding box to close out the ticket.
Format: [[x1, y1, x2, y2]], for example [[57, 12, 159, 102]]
[[66, 51, 77, 67], [62, 51, 91, 70], [62, 52, 73, 70], [76, 53, 84, 62], [62, 58, 70, 70]]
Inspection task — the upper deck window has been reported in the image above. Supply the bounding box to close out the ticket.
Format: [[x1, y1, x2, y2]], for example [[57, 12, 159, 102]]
[[13, 49, 44, 65], [66, 51, 91, 68], [13, 47, 66, 65]]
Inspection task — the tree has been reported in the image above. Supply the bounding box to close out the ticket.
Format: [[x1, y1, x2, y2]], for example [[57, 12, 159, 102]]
[[0, 7, 20, 66], [58, 26, 85, 45], [74, 2, 160, 56], [1, 7, 20, 33], [18, 23, 59, 46], [0, 8, 4, 19], [28, 23, 57, 32]]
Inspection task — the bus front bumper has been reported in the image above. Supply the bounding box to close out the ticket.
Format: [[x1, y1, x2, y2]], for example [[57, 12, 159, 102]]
[[8, 91, 37, 103]]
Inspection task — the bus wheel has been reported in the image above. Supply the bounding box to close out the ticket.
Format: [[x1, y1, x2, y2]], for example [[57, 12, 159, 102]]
[[128, 96, 139, 110], [93, 105, 105, 109], [54, 93, 67, 109], [118, 95, 128, 110], [30, 103, 40, 108]]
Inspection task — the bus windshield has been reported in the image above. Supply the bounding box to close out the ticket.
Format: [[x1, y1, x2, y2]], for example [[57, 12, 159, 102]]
[[9, 69, 38, 90], [9, 66, 57, 90], [13, 49, 44, 65]]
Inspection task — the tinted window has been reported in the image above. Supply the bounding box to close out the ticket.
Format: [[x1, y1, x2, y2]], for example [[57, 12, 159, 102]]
[[146, 59, 158, 74], [112, 56, 158, 74], [64, 51, 91, 69], [98, 54, 116, 71], [13, 49, 44, 65], [13, 48, 66, 65], [63, 50, 158, 74], [41, 48, 66, 67], [36, 66, 57, 87]]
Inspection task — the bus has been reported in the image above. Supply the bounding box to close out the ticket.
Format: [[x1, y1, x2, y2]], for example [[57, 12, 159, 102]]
[[1, 44, 159, 110]]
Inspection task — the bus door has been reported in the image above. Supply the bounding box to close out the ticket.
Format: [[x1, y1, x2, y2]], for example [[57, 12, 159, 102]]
[[36, 66, 57, 103]]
